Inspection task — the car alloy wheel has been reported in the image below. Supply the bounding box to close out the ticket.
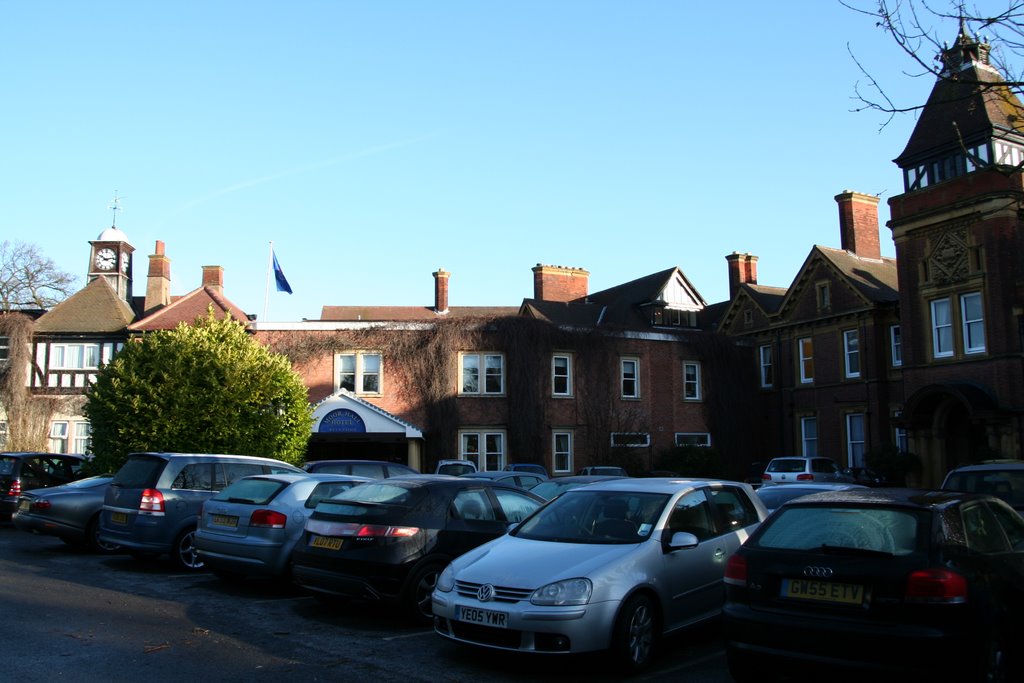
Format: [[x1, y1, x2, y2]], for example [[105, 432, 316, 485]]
[[408, 563, 443, 624], [613, 594, 657, 671], [173, 527, 204, 571]]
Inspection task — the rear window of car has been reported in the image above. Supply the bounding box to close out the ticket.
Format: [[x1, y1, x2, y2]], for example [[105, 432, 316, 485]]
[[767, 459, 806, 473], [752, 505, 925, 556], [314, 481, 425, 518], [112, 456, 168, 488], [0, 457, 15, 476], [211, 477, 287, 505], [943, 469, 1024, 509], [305, 480, 366, 508]]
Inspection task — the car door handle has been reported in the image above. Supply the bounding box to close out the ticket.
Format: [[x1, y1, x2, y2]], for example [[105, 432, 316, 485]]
[[714, 547, 726, 559]]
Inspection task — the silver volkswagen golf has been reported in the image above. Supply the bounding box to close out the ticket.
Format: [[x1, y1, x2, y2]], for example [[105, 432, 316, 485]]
[[432, 477, 768, 671]]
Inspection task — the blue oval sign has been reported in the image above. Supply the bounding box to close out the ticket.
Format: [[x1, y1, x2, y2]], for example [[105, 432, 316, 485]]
[[319, 409, 366, 433]]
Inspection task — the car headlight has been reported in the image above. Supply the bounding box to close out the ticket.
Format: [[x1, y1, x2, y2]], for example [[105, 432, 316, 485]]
[[530, 578, 592, 606], [436, 564, 455, 593]]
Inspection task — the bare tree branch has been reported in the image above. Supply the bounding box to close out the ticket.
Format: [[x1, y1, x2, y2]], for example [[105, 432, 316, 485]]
[[0, 241, 78, 312]]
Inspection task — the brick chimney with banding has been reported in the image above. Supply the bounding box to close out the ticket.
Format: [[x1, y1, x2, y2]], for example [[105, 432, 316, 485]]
[[835, 190, 881, 259], [532, 264, 589, 302], [202, 265, 224, 294], [144, 240, 171, 314], [433, 268, 450, 313], [725, 252, 758, 299]]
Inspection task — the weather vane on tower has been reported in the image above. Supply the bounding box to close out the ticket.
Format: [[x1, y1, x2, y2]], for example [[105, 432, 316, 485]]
[[108, 191, 123, 227]]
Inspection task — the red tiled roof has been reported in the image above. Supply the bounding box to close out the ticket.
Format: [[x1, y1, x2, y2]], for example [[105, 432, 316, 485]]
[[129, 286, 249, 331]]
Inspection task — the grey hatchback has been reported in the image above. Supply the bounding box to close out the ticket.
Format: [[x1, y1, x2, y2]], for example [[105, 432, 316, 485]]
[[99, 452, 304, 570]]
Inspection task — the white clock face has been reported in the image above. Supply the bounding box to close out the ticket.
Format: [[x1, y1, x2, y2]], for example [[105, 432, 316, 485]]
[[95, 248, 116, 271], [120, 252, 130, 273]]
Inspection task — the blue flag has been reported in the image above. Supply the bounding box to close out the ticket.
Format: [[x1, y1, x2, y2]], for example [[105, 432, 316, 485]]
[[272, 250, 293, 294]]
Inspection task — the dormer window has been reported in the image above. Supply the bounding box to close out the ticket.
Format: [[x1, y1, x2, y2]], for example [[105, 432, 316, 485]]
[[650, 306, 696, 328]]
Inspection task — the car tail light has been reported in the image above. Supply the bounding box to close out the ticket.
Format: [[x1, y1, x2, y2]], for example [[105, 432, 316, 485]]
[[30, 499, 52, 510], [905, 568, 968, 604], [139, 488, 166, 515], [250, 509, 287, 528], [7, 480, 21, 497], [761, 473, 771, 480], [724, 554, 748, 586], [796, 473, 814, 481], [355, 524, 420, 538]]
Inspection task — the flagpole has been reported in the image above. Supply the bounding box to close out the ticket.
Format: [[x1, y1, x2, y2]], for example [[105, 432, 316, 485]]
[[263, 241, 273, 322]]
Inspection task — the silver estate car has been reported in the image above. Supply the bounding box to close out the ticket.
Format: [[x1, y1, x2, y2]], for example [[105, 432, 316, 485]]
[[100, 452, 304, 570], [195, 472, 372, 579], [432, 477, 768, 671]]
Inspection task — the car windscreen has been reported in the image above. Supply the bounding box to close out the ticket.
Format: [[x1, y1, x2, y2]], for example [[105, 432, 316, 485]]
[[756, 487, 819, 510], [529, 481, 578, 500], [305, 480, 366, 508], [111, 456, 167, 488], [766, 459, 806, 473], [513, 489, 670, 544], [211, 477, 287, 505], [751, 505, 926, 556]]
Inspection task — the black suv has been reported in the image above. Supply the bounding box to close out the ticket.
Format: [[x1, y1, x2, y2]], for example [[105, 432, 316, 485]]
[[1, 452, 85, 520]]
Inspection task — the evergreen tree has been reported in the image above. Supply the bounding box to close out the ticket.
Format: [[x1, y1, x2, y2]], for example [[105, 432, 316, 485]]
[[84, 313, 312, 473]]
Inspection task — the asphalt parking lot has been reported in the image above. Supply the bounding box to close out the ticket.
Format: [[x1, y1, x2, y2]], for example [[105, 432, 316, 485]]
[[0, 525, 734, 683]]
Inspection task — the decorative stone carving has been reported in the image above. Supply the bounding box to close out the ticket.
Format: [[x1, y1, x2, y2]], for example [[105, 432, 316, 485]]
[[929, 227, 969, 285]]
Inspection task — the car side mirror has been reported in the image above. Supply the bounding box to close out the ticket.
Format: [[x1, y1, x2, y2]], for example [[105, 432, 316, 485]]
[[664, 531, 699, 551]]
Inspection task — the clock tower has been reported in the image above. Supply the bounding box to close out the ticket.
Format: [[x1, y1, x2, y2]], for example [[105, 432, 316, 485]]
[[88, 224, 135, 302]]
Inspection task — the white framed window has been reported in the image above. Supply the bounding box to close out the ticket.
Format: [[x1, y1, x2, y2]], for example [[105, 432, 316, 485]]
[[460, 430, 506, 471], [683, 361, 701, 401], [759, 345, 773, 388], [51, 343, 100, 370], [611, 432, 650, 448], [49, 421, 69, 453], [895, 426, 908, 454], [73, 422, 92, 454], [743, 310, 753, 325], [336, 352, 382, 394], [0, 335, 9, 363], [675, 433, 711, 447], [931, 298, 954, 358], [890, 325, 902, 367], [553, 431, 573, 473], [843, 330, 860, 378], [961, 292, 986, 354], [552, 354, 572, 397], [798, 337, 814, 384], [0, 421, 7, 449], [460, 353, 505, 395], [620, 358, 639, 399], [800, 417, 818, 457], [846, 413, 866, 468]]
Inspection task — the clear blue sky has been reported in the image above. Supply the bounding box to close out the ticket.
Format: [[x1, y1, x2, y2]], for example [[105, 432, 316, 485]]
[[3, 1, 948, 322]]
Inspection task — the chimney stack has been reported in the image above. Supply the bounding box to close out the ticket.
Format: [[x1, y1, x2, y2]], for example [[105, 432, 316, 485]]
[[144, 240, 171, 315], [202, 265, 224, 293], [725, 252, 758, 299], [835, 190, 881, 259], [433, 268, 450, 313], [532, 264, 589, 302]]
